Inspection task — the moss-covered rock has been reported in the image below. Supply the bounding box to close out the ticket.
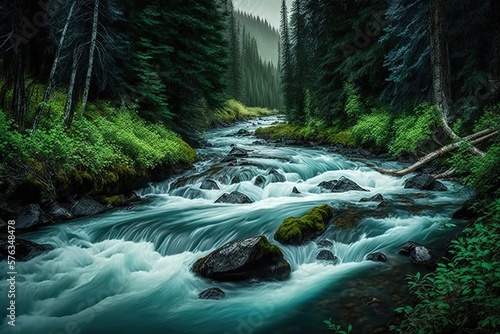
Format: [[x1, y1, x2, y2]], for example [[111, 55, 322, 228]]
[[274, 204, 333, 245]]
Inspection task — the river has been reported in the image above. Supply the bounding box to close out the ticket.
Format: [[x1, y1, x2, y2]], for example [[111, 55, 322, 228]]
[[0, 116, 469, 334]]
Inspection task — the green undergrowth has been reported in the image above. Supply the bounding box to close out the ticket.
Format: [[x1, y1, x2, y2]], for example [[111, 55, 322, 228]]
[[391, 199, 500, 333], [0, 97, 196, 200], [211, 99, 277, 127], [274, 204, 333, 245]]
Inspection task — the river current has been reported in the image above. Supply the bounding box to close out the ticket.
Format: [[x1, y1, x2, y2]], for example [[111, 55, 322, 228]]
[[0, 116, 469, 334]]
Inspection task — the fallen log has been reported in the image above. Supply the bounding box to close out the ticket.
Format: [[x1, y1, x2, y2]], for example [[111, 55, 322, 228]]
[[376, 129, 498, 177]]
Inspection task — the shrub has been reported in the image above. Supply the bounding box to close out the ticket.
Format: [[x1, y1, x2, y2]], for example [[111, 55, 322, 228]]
[[351, 108, 392, 148]]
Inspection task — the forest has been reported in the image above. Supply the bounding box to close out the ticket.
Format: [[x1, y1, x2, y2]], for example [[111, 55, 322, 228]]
[[0, 0, 499, 333]]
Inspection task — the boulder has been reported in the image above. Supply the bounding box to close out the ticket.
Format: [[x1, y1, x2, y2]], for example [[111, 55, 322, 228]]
[[404, 174, 448, 191], [236, 129, 251, 136], [316, 239, 333, 248], [254, 175, 266, 187], [228, 147, 249, 158], [318, 180, 337, 191], [399, 241, 421, 255], [316, 250, 339, 263], [198, 287, 225, 300], [360, 194, 384, 203], [200, 179, 220, 190], [215, 191, 253, 204], [192, 236, 291, 281], [16, 204, 49, 229], [366, 252, 387, 262], [410, 246, 435, 267], [274, 205, 333, 245], [0, 238, 52, 261], [268, 169, 286, 183], [331, 176, 368, 193], [48, 201, 74, 221], [71, 198, 106, 217]]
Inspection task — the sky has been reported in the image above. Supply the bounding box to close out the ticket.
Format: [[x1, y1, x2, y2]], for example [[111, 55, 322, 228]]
[[233, 0, 293, 30]]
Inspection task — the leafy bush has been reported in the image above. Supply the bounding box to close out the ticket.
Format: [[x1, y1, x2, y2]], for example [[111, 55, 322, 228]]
[[389, 103, 438, 156], [391, 199, 500, 333], [212, 99, 275, 126], [351, 108, 393, 148], [344, 80, 364, 121]]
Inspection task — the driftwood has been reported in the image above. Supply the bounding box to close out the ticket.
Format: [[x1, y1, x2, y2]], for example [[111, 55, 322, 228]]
[[376, 129, 498, 177]]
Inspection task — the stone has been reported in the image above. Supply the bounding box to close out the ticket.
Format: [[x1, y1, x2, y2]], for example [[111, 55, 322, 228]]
[[200, 179, 220, 190], [215, 191, 253, 204], [360, 194, 384, 203], [71, 198, 106, 217], [399, 241, 421, 255], [316, 250, 338, 263], [292, 187, 301, 194], [192, 236, 291, 281], [404, 174, 448, 191], [0, 238, 52, 261], [410, 246, 434, 267], [316, 239, 333, 248], [366, 252, 387, 262], [16, 204, 49, 229], [318, 180, 337, 191], [331, 176, 368, 193], [254, 175, 266, 187], [268, 169, 286, 183], [198, 287, 225, 300], [48, 201, 73, 221]]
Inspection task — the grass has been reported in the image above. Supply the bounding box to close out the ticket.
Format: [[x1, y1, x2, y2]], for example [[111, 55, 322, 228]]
[[211, 99, 277, 127]]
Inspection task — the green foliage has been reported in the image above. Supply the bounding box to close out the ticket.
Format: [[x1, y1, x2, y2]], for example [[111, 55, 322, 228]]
[[474, 104, 500, 133], [389, 103, 438, 156], [212, 99, 276, 126], [344, 80, 365, 121], [351, 108, 392, 148], [324, 319, 352, 334], [274, 204, 333, 245], [391, 200, 500, 333]]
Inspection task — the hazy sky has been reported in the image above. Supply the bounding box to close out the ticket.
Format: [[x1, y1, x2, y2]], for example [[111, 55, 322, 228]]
[[233, 0, 293, 29]]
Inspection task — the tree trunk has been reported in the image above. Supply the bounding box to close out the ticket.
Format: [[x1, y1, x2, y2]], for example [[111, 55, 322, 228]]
[[376, 129, 498, 177], [492, 0, 500, 82], [64, 48, 81, 127], [32, 0, 76, 132], [12, 50, 26, 131], [81, 0, 99, 115]]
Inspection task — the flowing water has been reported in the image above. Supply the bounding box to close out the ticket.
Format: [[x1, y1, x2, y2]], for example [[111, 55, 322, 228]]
[[1, 116, 469, 334]]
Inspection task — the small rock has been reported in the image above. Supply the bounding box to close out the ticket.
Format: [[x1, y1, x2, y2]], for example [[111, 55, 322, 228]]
[[48, 201, 73, 221], [268, 169, 286, 183], [399, 241, 421, 255], [0, 238, 52, 261], [236, 129, 251, 136], [316, 250, 339, 263], [377, 200, 388, 208], [331, 176, 369, 193], [292, 187, 301, 194], [200, 179, 220, 190], [215, 191, 253, 204], [230, 175, 240, 184], [410, 246, 435, 267], [366, 252, 387, 262], [71, 198, 106, 217], [254, 175, 266, 187], [316, 239, 333, 248], [318, 180, 337, 191], [360, 194, 384, 203], [404, 174, 448, 191], [228, 147, 249, 158], [198, 287, 225, 300], [16, 204, 49, 229]]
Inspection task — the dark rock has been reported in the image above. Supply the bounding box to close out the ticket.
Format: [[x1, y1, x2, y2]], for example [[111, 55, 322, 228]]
[[192, 236, 291, 281], [236, 129, 251, 136], [228, 147, 249, 158], [318, 180, 337, 191], [268, 169, 286, 183], [0, 238, 52, 261], [316, 239, 333, 248], [215, 191, 253, 204], [410, 246, 435, 267], [200, 179, 220, 190], [252, 140, 267, 145], [71, 198, 106, 217], [377, 200, 389, 208], [48, 201, 73, 221], [254, 175, 266, 187], [316, 250, 339, 263], [360, 194, 384, 203], [331, 176, 368, 193], [366, 252, 387, 262], [16, 204, 49, 229], [404, 174, 448, 191], [292, 187, 301, 194], [198, 287, 225, 300], [274, 205, 333, 245], [366, 297, 384, 313], [221, 155, 238, 163], [399, 241, 421, 255], [230, 175, 240, 184]]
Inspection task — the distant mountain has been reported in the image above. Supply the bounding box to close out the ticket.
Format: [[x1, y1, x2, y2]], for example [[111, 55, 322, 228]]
[[235, 11, 280, 66], [233, 0, 293, 30]]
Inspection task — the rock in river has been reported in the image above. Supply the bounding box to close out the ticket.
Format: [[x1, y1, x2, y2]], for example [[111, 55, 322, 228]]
[[316, 250, 339, 263], [71, 198, 106, 217], [331, 176, 369, 193], [200, 179, 220, 190], [215, 191, 253, 204], [0, 238, 52, 261], [366, 252, 387, 262], [192, 236, 291, 281], [198, 287, 225, 300], [360, 194, 384, 203], [404, 174, 448, 191]]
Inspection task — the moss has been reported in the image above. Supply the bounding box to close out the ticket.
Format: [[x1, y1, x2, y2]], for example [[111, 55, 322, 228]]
[[103, 194, 127, 207], [274, 204, 333, 245], [256, 124, 355, 147]]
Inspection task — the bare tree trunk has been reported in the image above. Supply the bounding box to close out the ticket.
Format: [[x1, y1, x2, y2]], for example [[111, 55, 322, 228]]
[[64, 47, 81, 127], [376, 129, 498, 177], [81, 0, 99, 115], [433, 168, 455, 179], [32, 0, 76, 132], [429, 0, 485, 156]]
